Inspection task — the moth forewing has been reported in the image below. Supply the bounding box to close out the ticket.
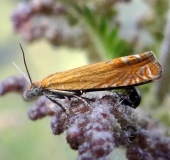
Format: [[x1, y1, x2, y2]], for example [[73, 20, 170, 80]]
[[40, 51, 162, 91]]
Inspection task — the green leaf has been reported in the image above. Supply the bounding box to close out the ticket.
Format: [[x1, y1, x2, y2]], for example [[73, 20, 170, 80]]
[[72, 5, 134, 60], [108, 27, 119, 45], [83, 6, 97, 29], [99, 18, 108, 39]]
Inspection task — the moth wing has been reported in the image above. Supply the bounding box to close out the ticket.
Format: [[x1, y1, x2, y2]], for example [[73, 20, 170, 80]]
[[41, 51, 162, 90]]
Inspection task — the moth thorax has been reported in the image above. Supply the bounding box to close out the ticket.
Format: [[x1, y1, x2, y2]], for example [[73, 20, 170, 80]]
[[29, 81, 41, 89]]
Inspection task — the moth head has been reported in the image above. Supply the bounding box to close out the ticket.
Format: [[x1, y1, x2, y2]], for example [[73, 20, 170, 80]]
[[23, 81, 42, 100], [19, 44, 43, 100]]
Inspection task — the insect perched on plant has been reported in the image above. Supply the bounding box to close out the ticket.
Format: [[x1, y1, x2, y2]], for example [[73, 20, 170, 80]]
[[20, 44, 162, 113]]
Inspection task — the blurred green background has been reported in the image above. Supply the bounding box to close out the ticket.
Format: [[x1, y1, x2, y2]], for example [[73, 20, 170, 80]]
[[0, 0, 170, 160]]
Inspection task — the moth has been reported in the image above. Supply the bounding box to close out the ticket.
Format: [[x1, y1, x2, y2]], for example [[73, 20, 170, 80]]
[[21, 44, 162, 112]]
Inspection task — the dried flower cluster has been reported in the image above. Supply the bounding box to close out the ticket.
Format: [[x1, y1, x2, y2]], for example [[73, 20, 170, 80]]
[[0, 75, 28, 96], [10, 0, 131, 48], [126, 130, 170, 160], [10, 0, 68, 43], [0, 75, 170, 159]]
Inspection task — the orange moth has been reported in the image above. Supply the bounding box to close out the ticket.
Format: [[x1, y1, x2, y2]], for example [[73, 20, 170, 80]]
[[21, 44, 162, 112]]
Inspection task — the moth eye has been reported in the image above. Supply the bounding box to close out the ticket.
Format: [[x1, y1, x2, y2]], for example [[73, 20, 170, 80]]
[[34, 88, 39, 93]]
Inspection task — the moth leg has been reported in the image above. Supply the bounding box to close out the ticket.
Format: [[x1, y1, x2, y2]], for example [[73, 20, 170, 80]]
[[113, 87, 141, 109], [101, 89, 129, 107], [73, 95, 91, 108], [48, 89, 81, 97], [46, 95, 69, 114]]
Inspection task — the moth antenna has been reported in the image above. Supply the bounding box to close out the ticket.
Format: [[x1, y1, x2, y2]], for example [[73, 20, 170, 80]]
[[12, 62, 30, 83], [19, 43, 33, 84]]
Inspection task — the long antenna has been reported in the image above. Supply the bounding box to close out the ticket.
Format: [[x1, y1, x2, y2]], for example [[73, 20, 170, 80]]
[[19, 43, 33, 84]]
